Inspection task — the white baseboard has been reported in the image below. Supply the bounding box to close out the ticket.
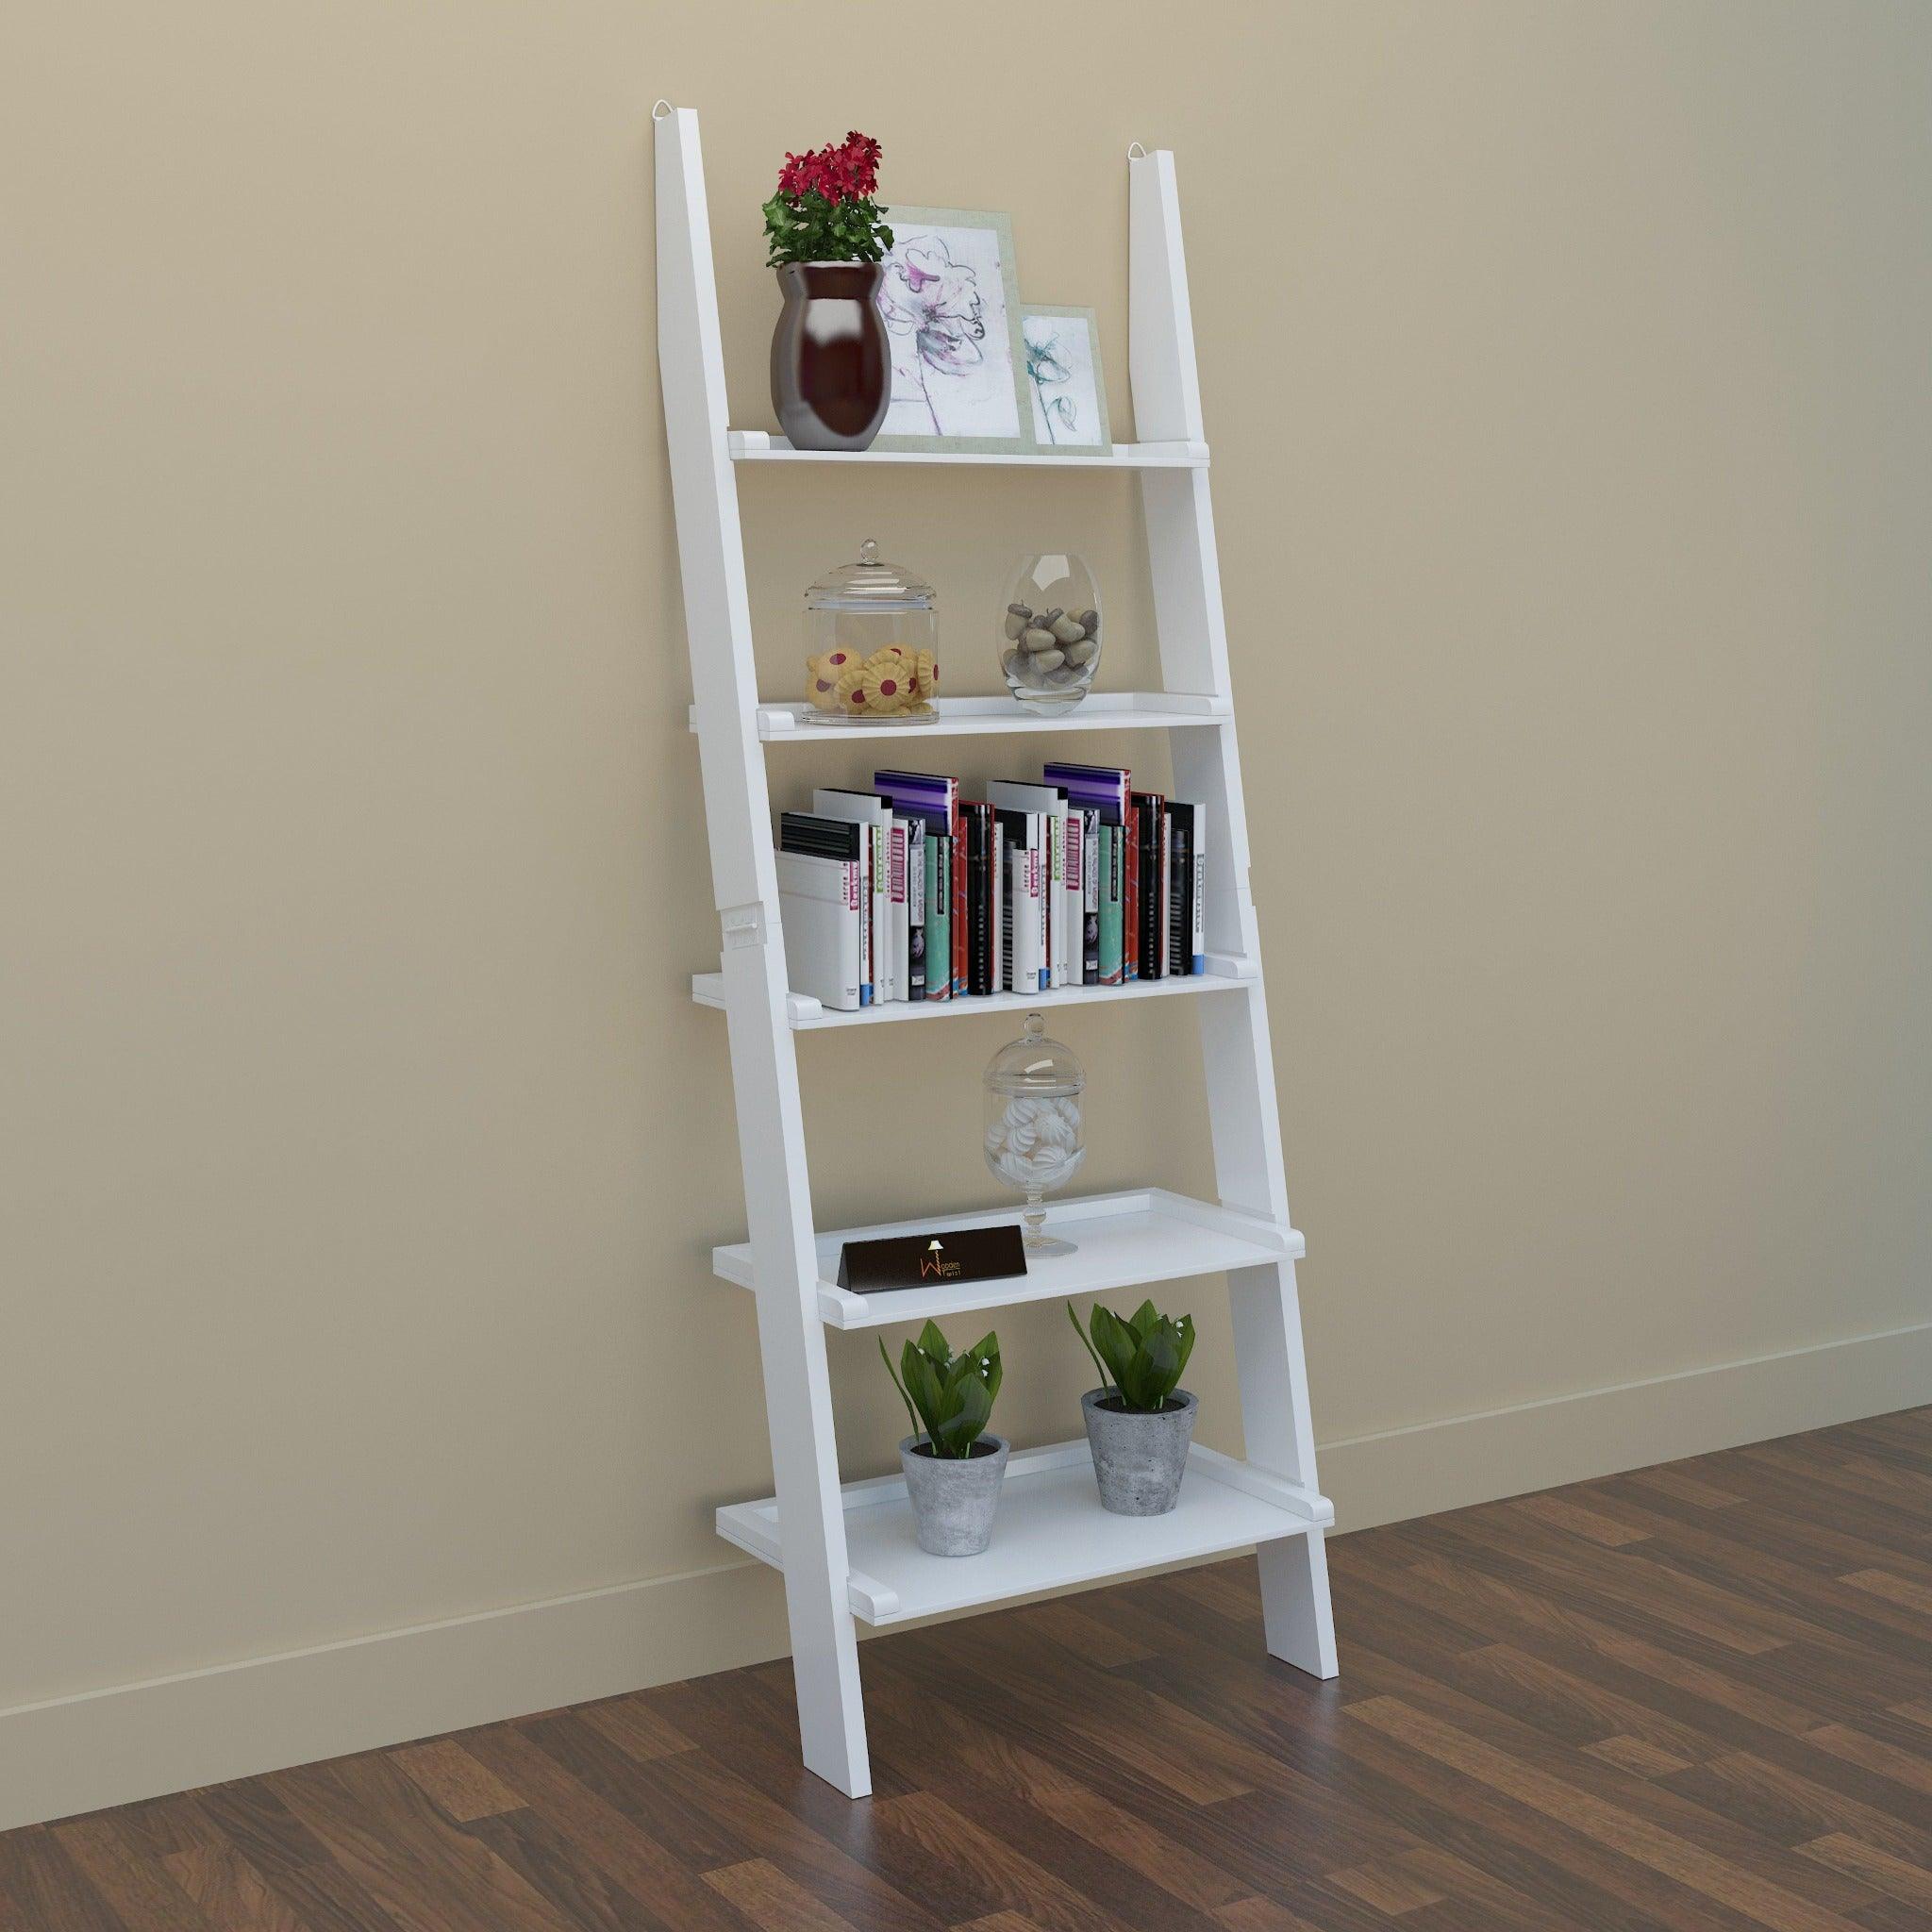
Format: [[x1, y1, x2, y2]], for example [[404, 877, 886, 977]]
[[4, 1321, 1925, 1832], [0, 1561, 791, 1834], [1317, 1319, 1932, 1529]]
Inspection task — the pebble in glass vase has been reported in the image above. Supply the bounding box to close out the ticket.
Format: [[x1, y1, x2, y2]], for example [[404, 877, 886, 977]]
[[999, 553, 1100, 715], [983, 1013, 1086, 1256]]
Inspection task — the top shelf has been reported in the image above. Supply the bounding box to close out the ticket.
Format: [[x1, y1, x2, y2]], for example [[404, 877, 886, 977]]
[[728, 432, 1208, 471]]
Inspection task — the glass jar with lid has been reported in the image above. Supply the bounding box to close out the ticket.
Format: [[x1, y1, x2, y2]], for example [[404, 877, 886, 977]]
[[983, 1012, 1087, 1254], [803, 539, 940, 725]]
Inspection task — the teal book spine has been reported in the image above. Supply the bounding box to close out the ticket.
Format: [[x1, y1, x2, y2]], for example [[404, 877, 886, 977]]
[[1096, 824, 1124, 985], [924, 832, 950, 999]]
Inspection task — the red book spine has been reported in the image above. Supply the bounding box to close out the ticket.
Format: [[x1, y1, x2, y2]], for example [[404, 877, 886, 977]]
[[1124, 801, 1141, 981]]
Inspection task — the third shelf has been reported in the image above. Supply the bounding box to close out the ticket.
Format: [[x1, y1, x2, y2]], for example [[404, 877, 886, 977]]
[[691, 954, 1256, 1029]]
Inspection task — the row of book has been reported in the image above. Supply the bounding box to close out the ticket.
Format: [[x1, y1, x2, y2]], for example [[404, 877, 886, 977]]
[[775, 764, 1208, 1012]]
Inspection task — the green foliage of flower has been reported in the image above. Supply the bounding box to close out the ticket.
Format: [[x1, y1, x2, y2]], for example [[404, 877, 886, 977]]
[[1068, 1298, 1195, 1412], [880, 1321, 1002, 1458]]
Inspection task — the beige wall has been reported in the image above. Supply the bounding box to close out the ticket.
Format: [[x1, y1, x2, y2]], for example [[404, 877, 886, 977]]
[[4, 0, 1929, 1824]]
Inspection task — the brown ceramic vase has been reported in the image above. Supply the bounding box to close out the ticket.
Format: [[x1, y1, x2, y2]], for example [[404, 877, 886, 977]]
[[770, 262, 891, 452]]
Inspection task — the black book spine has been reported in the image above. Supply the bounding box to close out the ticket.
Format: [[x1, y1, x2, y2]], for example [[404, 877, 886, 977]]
[[1132, 791, 1165, 980], [1082, 808, 1100, 986], [993, 808, 1030, 997], [905, 819, 925, 1000], [1167, 808, 1191, 976], [962, 804, 995, 996], [778, 811, 861, 861]]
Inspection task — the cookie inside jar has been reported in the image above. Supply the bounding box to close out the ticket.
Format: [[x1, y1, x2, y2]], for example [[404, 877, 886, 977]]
[[802, 539, 940, 725]]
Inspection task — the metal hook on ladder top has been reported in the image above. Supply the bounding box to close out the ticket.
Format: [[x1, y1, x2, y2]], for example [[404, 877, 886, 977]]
[[652, 98, 675, 121]]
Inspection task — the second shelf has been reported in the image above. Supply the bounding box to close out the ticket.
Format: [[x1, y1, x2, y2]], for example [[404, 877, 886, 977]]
[[713, 1187, 1302, 1329]]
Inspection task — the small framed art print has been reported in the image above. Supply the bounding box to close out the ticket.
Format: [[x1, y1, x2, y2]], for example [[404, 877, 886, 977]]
[[1019, 305, 1111, 454]]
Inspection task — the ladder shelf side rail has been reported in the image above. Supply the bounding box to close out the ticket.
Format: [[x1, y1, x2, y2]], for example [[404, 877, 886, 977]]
[[655, 104, 873, 1799], [1129, 143, 1339, 1677]]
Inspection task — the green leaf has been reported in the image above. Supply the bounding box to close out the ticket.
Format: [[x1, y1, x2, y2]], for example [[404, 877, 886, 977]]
[[1126, 1324, 1181, 1410], [916, 1320, 952, 1369], [934, 1374, 991, 1457], [1068, 1301, 1111, 1392], [967, 1331, 1002, 1406], [1128, 1299, 1160, 1341], [879, 1337, 922, 1441], [1089, 1305, 1139, 1391], [902, 1344, 945, 1441]]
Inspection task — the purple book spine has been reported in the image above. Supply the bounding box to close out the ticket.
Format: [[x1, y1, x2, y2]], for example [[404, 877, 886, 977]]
[[1041, 762, 1129, 825]]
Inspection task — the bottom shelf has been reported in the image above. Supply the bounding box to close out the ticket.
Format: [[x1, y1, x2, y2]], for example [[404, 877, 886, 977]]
[[716, 1439, 1332, 1627]]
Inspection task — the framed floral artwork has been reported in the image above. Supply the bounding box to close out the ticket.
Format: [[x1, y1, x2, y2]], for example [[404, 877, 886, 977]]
[[1020, 308, 1112, 459], [873, 208, 1033, 454], [1020, 306, 1112, 455]]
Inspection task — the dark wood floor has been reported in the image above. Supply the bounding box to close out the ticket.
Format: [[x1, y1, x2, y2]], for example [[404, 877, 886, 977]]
[[7, 1409, 1930, 1931]]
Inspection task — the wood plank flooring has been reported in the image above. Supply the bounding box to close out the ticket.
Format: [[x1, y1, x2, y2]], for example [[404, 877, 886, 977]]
[[6, 1407, 1929, 1930]]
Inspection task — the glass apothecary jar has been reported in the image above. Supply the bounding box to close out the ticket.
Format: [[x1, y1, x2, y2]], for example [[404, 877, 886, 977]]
[[998, 553, 1100, 715], [983, 1013, 1087, 1255], [803, 539, 940, 725]]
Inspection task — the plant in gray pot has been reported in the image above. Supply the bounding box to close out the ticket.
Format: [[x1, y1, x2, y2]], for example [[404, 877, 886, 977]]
[[1069, 1299, 1198, 1516], [880, 1321, 1007, 1557]]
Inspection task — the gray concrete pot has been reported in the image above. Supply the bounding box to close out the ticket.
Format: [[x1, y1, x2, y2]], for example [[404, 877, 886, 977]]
[[899, 1434, 1008, 1557], [1082, 1388, 1198, 1516]]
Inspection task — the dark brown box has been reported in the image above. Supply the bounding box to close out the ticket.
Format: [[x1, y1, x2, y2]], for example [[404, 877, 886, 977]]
[[837, 1224, 1028, 1294]]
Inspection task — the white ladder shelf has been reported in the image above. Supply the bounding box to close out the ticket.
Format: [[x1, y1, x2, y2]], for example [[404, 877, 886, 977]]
[[655, 106, 1338, 1798]]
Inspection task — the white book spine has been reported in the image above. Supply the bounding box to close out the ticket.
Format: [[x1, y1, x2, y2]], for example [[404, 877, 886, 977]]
[[991, 821, 1004, 993], [1007, 844, 1042, 993], [776, 852, 863, 1012], [1032, 836, 1048, 991], [872, 823, 893, 1004], [1061, 808, 1082, 989], [1191, 811, 1206, 974], [858, 836, 872, 1002]]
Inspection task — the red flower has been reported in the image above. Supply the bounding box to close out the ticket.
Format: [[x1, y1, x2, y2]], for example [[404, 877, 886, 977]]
[[773, 131, 883, 206], [841, 131, 881, 197]]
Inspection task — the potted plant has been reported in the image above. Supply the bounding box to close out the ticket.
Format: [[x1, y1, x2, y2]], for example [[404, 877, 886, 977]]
[[1068, 1299, 1198, 1516], [880, 1321, 1007, 1556], [763, 130, 894, 452]]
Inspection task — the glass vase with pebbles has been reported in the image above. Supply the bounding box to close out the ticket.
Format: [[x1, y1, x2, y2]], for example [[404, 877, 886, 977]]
[[998, 554, 1100, 715]]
